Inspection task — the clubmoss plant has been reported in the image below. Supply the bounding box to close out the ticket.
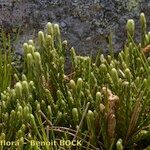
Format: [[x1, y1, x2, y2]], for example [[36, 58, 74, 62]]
[[0, 13, 150, 150]]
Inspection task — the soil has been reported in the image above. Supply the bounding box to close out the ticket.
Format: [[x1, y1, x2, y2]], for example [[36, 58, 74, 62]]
[[0, 0, 150, 70]]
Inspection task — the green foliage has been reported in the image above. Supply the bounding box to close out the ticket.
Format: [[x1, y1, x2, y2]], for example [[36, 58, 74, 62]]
[[0, 29, 12, 93], [0, 13, 150, 150]]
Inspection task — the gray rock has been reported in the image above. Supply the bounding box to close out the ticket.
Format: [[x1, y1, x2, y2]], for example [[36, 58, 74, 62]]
[[0, 0, 149, 57]]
